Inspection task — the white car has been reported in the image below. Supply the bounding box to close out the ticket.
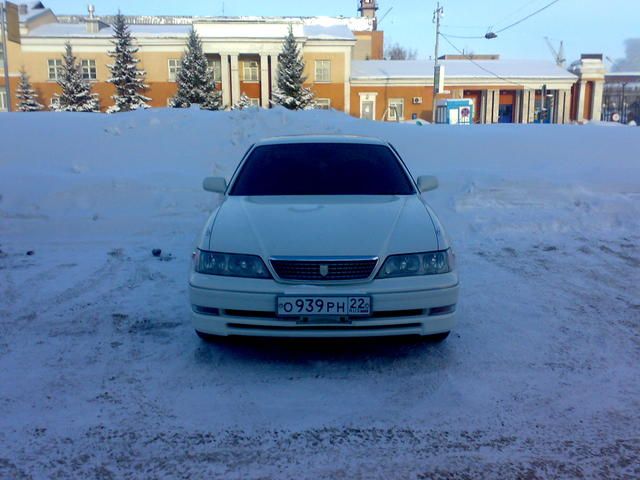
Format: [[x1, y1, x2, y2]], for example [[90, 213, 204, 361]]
[[189, 135, 459, 340]]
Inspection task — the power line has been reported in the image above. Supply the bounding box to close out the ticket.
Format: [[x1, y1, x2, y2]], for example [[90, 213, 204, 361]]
[[491, 0, 547, 30], [494, 0, 561, 33], [438, 33, 524, 87], [440, 0, 562, 39]]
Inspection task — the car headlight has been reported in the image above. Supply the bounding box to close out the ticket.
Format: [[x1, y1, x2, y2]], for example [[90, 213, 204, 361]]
[[377, 249, 454, 278], [194, 250, 271, 278]]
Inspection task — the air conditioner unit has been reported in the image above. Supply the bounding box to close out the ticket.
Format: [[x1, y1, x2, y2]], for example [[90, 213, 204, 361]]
[[412, 97, 423, 105]]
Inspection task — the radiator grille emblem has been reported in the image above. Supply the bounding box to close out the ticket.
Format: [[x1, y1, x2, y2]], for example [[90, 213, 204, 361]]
[[319, 264, 329, 277]]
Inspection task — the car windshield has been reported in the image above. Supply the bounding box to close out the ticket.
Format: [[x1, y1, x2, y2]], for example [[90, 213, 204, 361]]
[[229, 142, 416, 196]]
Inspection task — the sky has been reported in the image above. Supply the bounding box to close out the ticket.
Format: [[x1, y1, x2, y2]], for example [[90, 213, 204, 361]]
[[42, 0, 639, 66]]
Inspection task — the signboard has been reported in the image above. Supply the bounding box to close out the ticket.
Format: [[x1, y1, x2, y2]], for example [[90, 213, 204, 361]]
[[6, 2, 21, 44], [434, 64, 445, 95]]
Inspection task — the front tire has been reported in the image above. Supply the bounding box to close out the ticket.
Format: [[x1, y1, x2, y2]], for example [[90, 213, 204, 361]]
[[426, 331, 450, 343], [195, 330, 219, 342]]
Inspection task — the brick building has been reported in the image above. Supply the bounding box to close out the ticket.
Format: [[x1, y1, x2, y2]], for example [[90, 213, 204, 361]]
[[0, 1, 604, 124]]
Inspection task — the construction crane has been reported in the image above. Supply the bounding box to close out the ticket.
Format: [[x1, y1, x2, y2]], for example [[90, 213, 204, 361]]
[[544, 37, 566, 68]]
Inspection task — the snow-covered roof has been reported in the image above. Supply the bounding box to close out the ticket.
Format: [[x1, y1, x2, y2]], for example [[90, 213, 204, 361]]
[[19, 1, 52, 23], [256, 135, 387, 146], [26, 23, 192, 38], [351, 59, 577, 80], [302, 25, 354, 40], [25, 16, 358, 40]]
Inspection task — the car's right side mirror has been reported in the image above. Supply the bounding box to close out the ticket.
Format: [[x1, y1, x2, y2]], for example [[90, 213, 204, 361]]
[[202, 177, 227, 193], [417, 175, 439, 193]]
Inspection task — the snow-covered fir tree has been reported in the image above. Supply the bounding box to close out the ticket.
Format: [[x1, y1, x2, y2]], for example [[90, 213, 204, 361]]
[[16, 69, 43, 112], [52, 42, 100, 112], [272, 26, 314, 110], [171, 29, 222, 110], [232, 93, 254, 110], [107, 12, 150, 113]]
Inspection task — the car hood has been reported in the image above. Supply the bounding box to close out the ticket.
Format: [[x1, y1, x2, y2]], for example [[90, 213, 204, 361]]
[[206, 195, 440, 259]]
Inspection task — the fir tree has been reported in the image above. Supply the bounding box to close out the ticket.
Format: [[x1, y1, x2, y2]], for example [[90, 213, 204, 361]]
[[52, 42, 100, 112], [232, 93, 254, 110], [16, 68, 44, 112], [171, 29, 222, 110], [107, 12, 150, 113], [272, 26, 314, 110]]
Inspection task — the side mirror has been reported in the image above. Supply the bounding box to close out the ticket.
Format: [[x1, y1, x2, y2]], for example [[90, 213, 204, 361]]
[[417, 175, 439, 193], [203, 177, 227, 193]]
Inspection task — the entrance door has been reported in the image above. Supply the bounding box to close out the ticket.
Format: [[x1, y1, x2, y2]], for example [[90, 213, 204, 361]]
[[361, 101, 375, 120], [499, 104, 513, 123], [360, 93, 376, 120]]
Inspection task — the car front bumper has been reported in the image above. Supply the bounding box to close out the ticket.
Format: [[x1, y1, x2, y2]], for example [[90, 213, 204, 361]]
[[189, 272, 459, 338]]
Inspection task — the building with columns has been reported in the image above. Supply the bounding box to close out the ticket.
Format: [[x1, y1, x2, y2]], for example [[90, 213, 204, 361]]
[[0, 1, 605, 124]]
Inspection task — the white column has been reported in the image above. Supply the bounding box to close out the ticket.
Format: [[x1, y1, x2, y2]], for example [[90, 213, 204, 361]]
[[260, 54, 269, 108], [520, 90, 530, 124], [527, 90, 536, 123], [591, 80, 604, 121], [479, 91, 487, 124], [343, 54, 351, 115], [493, 90, 501, 123], [270, 54, 278, 100], [576, 80, 586, 122], [562, 89, 572, 124], [230, 54, 240, 106], [220, 54, 231, 109]]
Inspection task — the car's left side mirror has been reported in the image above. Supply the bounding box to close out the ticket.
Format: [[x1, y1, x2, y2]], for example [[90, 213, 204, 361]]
[[417, 175, 439, 193], [203, 177, 227, 193]]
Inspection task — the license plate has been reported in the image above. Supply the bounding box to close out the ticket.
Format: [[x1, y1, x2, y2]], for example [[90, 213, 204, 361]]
[[277, 296, 371, 317]]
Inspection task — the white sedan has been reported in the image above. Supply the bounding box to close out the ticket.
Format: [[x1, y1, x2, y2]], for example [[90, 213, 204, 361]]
[[189, 135, 459, 340]]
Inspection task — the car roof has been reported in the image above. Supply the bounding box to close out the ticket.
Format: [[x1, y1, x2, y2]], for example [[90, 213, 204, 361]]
[[254, 135, 389, 146]]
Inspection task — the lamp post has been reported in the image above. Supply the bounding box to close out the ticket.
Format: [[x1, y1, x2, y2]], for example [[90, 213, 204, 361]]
[[431, 2, 443, 123]]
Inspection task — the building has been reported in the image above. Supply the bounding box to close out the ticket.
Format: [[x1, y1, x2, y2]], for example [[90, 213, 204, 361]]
[[351, 57, 578, 123], [0, 1, 605, 124], [602, 72, 640, 124]]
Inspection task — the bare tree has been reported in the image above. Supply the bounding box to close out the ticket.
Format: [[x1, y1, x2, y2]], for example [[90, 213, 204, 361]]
[[385, 42, 418, 60], [613, 38, 640, 72]]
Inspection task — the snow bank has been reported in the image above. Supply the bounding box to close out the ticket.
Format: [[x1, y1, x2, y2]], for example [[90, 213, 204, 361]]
[[0, 108, 639, 478]]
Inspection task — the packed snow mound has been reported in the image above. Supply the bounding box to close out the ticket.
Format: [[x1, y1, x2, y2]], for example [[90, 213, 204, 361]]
[[0, 108, 639, 478], [1, 107, 638, 238]]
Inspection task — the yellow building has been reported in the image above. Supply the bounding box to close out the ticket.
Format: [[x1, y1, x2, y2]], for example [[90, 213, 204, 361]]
[[1, 1, 604, 124], [0, 2, 382, 112]]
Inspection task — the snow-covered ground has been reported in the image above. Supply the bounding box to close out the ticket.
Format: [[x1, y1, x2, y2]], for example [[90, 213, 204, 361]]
[[0, 108, 639, 479]]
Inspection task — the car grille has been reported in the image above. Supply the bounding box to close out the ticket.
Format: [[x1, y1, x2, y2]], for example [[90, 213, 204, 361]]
[[270, 259, 378, 281]]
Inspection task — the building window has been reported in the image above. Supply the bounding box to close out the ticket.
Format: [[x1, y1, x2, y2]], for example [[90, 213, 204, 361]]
[[388, 98, 404, 121], [48, 59, 62, 81], [0, 91, 7, 112], [168, 59, 181, 81], [243, 60, 259, 82], [315, 98, 331, 110], [249, 98, 260, 107], [208, 58, 222, 83], [315, 60, 331, 82], [49, 97, 60, 110], [81, 59, 97, 80]]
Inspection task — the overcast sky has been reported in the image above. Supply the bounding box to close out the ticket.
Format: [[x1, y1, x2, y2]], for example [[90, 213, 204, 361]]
[[44, 0, 638, 66]]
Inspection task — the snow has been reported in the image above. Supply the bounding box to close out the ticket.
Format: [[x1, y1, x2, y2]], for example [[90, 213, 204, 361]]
[[27, 23, 192, 38], [27, 16, 368, 40], [302, 24, 354, 40], [0, 108, 639, 478], [352, 59, 578, 80]]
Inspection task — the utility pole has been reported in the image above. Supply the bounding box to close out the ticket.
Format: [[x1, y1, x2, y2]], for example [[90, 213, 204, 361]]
[[432, 2, 443, 122], [1, 1, 12, 111]]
